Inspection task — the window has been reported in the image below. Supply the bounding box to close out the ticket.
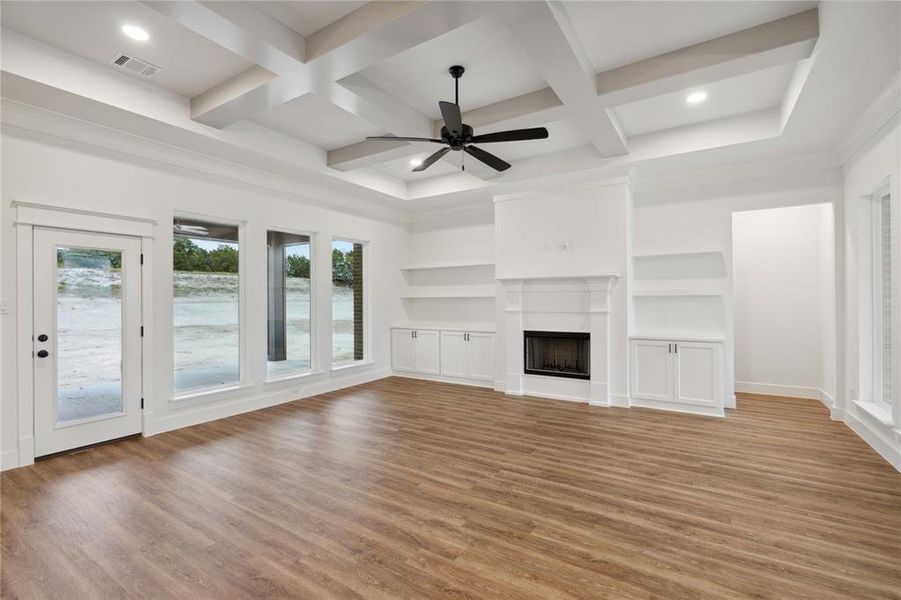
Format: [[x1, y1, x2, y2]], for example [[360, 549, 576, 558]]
[[173, 218, 240, 394], [267, 230, 312, 378], [332, 239, 366, 365], [872, 189, 892, 410]]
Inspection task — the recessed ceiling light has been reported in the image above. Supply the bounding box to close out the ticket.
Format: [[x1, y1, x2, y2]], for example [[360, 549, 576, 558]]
[[686, 91, 707, 105], [122, 24, 149, 42], [409, 158, 423, 167]]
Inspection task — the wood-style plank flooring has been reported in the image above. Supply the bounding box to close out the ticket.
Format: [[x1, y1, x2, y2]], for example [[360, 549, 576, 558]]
[[3, 378, 900, 599]]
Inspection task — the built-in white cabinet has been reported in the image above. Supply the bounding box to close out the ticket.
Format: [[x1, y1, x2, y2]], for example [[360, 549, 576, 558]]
[[392, 327, 495, 385], [440, 331, 495, 382], [630, 337, 724, 416], [391, 328, 440, 375]]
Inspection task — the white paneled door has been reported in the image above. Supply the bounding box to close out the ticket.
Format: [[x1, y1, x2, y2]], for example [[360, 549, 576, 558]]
[[33, 228, 144, 457]]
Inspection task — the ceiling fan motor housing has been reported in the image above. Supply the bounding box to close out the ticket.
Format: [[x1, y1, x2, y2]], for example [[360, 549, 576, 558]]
[[441, 124, 473, 150]]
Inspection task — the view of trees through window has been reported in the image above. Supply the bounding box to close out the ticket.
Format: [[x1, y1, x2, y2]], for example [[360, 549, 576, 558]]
[[173, 219, 240, 394], [332, 239, 365, 364], [267, 231, 312, 378]]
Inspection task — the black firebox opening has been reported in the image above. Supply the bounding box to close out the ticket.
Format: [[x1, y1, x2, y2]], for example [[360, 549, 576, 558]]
[[523, 330, 590, 380]]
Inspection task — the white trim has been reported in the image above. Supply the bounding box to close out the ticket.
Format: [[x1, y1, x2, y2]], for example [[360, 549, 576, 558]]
[[171, 383, 255, 406], [843, 410, 901, 472], [734, 381, 823, 400], [12, 200, 157, 236], [391, 371, 495, 389], [16, 224, 36, 467], [840, 74, 901, 166], [331, 360, 376, 373], [1, 449, 20, 472], [147, 369, 391, 436], [628, 396, 725, 418], [854, 399, 893, 427]]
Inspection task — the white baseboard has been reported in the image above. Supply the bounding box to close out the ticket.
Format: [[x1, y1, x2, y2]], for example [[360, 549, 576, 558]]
[[843, 410, 901, 473], [1, 449, 19, 471], [391, 371, 495, 389], [608, 393, 629, 408], [629, 397, 725, 418], [734, 381, 822, 400], [147, 368, 392, 437], [735, 381, 837, 413]]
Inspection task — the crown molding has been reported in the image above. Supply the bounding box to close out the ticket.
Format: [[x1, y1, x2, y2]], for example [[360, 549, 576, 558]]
[[839, 73, 900, 166], [1, 99, 412, 226]]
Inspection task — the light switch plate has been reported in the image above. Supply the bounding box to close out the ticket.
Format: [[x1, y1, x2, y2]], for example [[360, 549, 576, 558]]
[[0, 298, 9, 314]]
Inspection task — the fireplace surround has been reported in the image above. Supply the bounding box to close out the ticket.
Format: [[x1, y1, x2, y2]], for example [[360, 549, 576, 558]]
[[524, 331, 590, 380]]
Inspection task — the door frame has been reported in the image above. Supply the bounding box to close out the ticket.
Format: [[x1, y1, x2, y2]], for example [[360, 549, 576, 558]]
[[14, 201, 156, 467]]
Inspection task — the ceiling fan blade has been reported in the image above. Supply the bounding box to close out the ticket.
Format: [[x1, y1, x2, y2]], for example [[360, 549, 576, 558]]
[[366, 135, 442, 143], [412, 147, 451, 172], [439, 101, 463, 136], [470, 127, 549, 144], [464, 145, 511, 172]]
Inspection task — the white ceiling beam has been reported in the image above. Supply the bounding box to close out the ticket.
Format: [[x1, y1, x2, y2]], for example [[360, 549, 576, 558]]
[[596, 8, 819, 108], [501, 1, 628, 158], [186, 2, 492, 128], [139, 1, 303, 76], [304, 1, 425, 61]]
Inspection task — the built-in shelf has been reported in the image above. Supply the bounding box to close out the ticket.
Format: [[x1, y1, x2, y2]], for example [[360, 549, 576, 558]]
[[400, 259, 495, 271], [631, 247, 723, 259], [401, 285, 496, 299], [632, 290, 725, 298], [630, 332, 726, 343], [392, 322, 496, 333]]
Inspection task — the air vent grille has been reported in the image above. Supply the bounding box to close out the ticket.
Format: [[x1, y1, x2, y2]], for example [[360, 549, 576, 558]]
[[110, 53, 161, 78]]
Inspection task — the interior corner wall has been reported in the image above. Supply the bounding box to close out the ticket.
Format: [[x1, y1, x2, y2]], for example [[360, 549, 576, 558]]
[[632, 169, 844, 408], [732, 203, 835, 400], [838, 121, 900, 471], [0, 130, 408, 470]]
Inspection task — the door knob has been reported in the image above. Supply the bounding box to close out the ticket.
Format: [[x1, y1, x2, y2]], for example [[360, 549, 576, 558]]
[[36, 350, 49, 358], [37, 334, 49, 342]]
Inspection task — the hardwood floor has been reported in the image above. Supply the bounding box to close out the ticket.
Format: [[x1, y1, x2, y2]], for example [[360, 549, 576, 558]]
[[2, 379, 900, 599]]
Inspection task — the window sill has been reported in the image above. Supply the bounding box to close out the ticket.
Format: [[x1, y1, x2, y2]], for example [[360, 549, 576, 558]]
[[331, 360, 374, 373], [265, 370, 324, 385], [854, 399, 894, 426], [171, 382, 253, 405]]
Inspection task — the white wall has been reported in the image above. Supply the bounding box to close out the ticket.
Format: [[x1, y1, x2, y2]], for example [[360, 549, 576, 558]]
[[838, 121, 900, 470], [495, 181, 631, 401], [732, 203, 835, 400], [1, 130, 407, 470], [633, 169, 843, 407]]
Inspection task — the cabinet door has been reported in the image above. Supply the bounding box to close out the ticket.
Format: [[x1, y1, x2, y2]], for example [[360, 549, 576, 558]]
[[440, 331, 468, 378], [673, 341, 722, 407], [414, 330, 441, 375], [391, 329, 415, 372], [630, 339, 673, 402], [465, 333, 496, 382]]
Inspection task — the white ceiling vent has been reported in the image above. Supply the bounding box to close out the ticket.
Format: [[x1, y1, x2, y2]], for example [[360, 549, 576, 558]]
[[110, 53, 161, 78]]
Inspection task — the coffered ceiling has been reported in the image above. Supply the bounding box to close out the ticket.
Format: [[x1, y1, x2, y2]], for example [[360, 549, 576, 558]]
[[1, 1, 898, 219]]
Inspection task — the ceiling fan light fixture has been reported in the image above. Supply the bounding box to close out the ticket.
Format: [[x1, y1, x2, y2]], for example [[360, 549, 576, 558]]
[[686, 91, 708, 105]]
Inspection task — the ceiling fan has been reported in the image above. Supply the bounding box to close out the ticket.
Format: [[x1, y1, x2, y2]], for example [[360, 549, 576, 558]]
[[173, 220, 209, 236], [366, 65, 549, 173]]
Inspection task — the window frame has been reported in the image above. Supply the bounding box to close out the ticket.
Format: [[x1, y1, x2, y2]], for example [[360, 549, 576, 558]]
[[265, 226, 317, 383], [330, 236, 371, 369], [171, 212, 248, 402], [871, 186, 892, 412]]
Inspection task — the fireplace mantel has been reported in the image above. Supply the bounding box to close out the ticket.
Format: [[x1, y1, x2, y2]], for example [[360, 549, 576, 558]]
[[498, 274, 619, 405]]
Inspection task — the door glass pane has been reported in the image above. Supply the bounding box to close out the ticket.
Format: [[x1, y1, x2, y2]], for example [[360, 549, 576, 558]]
[[56, 247, 123, 423]]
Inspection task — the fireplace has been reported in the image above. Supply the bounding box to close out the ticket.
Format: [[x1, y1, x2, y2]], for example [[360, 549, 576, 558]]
[[524, 331, 590, 380]]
